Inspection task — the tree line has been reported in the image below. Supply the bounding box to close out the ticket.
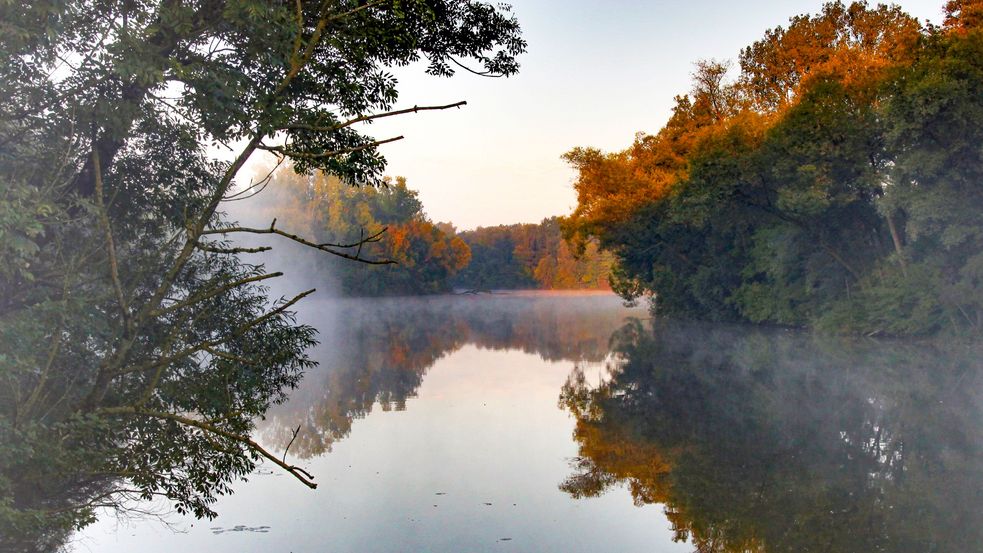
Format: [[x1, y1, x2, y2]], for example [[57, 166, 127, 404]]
[[242, 167, 614, 294], [236, 169, 472, 296], [563, 0, 983, 335], [453, 218, 613, 291]]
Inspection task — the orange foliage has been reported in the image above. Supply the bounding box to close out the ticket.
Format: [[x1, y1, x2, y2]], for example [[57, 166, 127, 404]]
[[564, 2, 923, 248], [945, 0, 983, 33]]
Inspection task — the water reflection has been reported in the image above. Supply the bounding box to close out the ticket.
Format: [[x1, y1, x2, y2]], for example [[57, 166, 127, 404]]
[[260, 292, 631, 458], [560, 319, 983, 553]]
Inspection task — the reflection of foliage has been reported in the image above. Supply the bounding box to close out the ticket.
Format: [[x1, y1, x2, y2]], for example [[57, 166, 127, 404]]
[[261, 294, 636, 457], [560, 320, 983, 552]]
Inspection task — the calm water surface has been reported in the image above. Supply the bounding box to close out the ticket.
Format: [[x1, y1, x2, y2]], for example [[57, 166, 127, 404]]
[[74, 292, 983, 552]]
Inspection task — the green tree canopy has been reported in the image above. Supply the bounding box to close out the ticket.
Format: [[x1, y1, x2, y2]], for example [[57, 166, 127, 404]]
[[0, 0, 524, 549]]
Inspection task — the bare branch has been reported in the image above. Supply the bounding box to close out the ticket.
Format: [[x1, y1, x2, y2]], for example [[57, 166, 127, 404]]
[[282, 101, 467, 133], [194, 242, 273, 254], [222, 156, 286, 202], [257, 135, 404, 160], [448, 56, 506, 78], [203, 220, 395, 265]]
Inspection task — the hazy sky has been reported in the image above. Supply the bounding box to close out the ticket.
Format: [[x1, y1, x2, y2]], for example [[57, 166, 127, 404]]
[[270, 0, 948, 231]]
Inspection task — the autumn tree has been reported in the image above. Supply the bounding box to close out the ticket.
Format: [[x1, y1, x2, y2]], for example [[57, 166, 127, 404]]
[[563, 1, 983, 335], [454, 218, 613, 290], [237, 168, 471, 295]]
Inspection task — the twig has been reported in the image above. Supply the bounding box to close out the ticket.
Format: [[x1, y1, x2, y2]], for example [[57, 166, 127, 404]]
[[257, 135, 404, 160], [282, 101, 467, 133], [283, 424, 302, 463], [203, 220, 395, 265]]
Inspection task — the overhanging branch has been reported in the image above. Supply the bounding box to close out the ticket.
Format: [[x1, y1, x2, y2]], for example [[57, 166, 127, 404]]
[[282, 101, 467, 133], [100, 407, 317, 489], [203, 220, 395, 265], [257, 135, 404, 160]]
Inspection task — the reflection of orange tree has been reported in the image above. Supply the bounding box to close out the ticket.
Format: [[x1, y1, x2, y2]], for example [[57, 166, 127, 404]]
[[260, 294, 636, 458], [262, 306, 468, 458], [560, 320, 983, 553]]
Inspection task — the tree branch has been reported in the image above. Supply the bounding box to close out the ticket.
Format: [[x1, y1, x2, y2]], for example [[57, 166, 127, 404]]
[[100, 407, 317, 489], [203, 220, 395, 265], [282, 101, 466, 133], [203, 346, 260, 366], [257, 135, 404, 160], [194, 242, 273, 254], [150, 271, 284, 318], [123, 288, 316, 377], [92, 148, 133, 334]]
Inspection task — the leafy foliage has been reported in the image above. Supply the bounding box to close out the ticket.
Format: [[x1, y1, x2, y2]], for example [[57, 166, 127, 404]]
[[0, 0, 524, 548], [237, 169, 471, 295], [564, 1, 983, 335], [454, 217, 614, 290]]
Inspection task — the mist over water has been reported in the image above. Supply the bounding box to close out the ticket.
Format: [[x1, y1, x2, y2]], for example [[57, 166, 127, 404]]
[[219, 186, 344, 299], [75, 292, 983, 552]]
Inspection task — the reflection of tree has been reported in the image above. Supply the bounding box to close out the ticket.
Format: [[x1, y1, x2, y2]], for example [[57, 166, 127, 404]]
[[261, 294, 636, 457], [560, 320, 983, 553]]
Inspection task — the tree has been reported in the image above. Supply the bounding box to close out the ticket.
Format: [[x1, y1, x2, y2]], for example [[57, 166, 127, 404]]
[[0, 0, 524, 549], [236, 169, 471, 295], [563, 1, 983, 335], [453, 217, 613, 290]]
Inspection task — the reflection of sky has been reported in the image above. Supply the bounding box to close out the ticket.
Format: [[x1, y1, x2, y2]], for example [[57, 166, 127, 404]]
[[70, 291, 983, 552], [76, 344, 688, 553], [260, 0, 944, 230]]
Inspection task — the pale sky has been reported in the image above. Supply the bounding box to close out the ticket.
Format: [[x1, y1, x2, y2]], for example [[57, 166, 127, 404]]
[[274, 0, 949, 231]]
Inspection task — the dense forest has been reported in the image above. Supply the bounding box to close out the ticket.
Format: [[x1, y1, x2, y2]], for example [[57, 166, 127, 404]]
[[242, 167, 613, 294], [564, 0, 983, 335], [453, 218, 613, 290]]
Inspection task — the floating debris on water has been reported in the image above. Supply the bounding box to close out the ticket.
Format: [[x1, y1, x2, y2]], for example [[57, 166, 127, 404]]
[[210, 525, 270, 535]]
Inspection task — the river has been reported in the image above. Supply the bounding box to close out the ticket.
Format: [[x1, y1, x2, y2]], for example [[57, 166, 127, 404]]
[[73, 292, 983, 552]]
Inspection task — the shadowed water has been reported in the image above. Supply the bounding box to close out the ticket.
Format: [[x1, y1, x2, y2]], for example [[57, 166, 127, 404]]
[[74, 292, 983, 552]]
